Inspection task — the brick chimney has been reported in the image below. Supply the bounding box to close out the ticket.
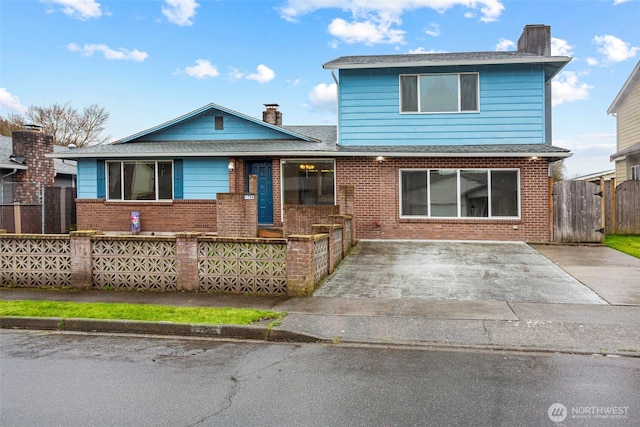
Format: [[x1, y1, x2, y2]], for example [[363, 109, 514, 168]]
[[262, 103, 282, 126], [11, 127, 55, 204], [517, 24, 551, 56]]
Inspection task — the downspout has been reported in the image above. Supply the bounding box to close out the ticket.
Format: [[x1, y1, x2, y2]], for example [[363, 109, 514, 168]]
[[331, 69, 340, 146]]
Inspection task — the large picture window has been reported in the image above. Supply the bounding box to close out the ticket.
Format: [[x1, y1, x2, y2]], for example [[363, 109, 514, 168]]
[[282, 159, 335, 205], [400, 169, 519, 218], [107, 160, 173, 201], [400, 73, 479, 113]]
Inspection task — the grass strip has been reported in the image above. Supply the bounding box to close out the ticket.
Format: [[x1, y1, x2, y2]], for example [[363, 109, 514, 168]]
[[604, 235, 640, 259], [0, 300, 285, 325]]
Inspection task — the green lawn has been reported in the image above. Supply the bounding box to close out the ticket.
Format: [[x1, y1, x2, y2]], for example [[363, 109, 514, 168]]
[[0, 300, 285, 325], [604, 235, 640, 259]]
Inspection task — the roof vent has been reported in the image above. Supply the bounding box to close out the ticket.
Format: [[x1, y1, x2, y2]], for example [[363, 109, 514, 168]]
[[68, 144, 77, 149]]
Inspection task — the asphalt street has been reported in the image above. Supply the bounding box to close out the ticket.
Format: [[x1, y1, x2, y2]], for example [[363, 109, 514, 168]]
[[2, 330, 639, 427]]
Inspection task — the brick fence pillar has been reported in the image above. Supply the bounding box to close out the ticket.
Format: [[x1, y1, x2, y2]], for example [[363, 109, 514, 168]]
[[70, 231, 97, 289], [176, 232, 200, 291], [286, 235, 316, 297]]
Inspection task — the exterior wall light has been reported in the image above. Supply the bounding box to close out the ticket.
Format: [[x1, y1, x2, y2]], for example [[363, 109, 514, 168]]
[[228, 160, 235, 171], [531, 156, 539, 161], [376, 156, 384, 163]]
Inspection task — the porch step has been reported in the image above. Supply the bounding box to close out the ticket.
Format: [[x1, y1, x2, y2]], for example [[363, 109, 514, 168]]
[[258, 227, 284, 238]]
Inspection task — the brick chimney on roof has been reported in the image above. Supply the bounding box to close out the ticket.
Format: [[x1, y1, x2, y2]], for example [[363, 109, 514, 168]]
[[263, 103, 282, 126]]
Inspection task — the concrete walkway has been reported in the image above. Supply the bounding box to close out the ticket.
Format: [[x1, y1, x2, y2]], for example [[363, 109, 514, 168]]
[[2, 242, 639, 356]]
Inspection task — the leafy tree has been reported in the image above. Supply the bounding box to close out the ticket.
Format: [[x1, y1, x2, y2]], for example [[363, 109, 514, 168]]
[[1, 102, 110, 147]]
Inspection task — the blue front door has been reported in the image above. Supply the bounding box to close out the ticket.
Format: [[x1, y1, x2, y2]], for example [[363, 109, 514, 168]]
[[247, 161, 273, 225]]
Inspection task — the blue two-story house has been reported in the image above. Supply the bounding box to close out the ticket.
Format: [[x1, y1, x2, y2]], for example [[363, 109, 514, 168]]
[[52, 24, 571, 241]]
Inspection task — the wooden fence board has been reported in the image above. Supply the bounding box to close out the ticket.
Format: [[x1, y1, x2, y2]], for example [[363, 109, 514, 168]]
[[553, 180, 603, 242], [616, 180, 640, 234]]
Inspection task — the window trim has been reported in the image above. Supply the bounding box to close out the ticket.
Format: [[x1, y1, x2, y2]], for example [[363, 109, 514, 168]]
[[631, 165, 639, 181], [105, 160, 174, 201], [399, 168, 520, 219], [399, 72, 480, 114]]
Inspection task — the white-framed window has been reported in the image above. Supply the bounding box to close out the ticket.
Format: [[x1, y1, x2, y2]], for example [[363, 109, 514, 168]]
[[631, 165, 639, 181], [400, 168, 520, 218], [400, 72, 479, 113], [281, 159, 335, 206], [106, 160, 173, 201]]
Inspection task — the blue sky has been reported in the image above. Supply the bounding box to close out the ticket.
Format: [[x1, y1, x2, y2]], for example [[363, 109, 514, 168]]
[[1, 0, 639, 177]]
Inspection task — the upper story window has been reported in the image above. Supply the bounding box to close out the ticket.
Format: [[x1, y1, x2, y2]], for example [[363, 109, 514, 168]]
[[400, 73, 479, 113], [107, 160, 173, 201], [631, 165, 639, 181]]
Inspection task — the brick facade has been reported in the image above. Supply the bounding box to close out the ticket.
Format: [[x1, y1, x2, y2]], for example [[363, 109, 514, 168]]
[[76, 199, 217, 233], [335, 156, 551, 242]]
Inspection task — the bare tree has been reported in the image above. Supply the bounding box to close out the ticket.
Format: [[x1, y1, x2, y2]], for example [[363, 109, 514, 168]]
[[0, 114, 25, 137], [551, 160, 566, 182], [23, 102, 110, 147]]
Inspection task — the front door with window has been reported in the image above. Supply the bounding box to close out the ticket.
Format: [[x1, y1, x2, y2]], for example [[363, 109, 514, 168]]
[[247, 161, 273, 225]]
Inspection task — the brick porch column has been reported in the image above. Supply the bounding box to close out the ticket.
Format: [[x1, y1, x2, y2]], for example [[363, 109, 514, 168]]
[[286, 235, 316, 297], [176, 232, 200, 291], [70, 231, 97, 289]]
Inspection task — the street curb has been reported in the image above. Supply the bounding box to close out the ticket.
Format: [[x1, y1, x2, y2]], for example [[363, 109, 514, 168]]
[[0, 317, 324, 343]]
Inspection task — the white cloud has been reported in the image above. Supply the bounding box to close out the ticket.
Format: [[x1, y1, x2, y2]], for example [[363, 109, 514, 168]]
[[246, 65, 276, 83], [279, 1, 505, 46], [613, 0, 630, 5], [593, 34, 639, 62], [177, 59, 219, 79], [552, 71, 593, 107], [495, 38, 515, 51], [162, 0, 199, 26], [551, 37, 573, 56], [308, 82, 337, 112], [586, 57, 599, 66], [328, 17, 405, 45], [408, 47, 446, 54], [0, 88, 28, 115], [554, 133, 616, 177], [424, 23, 440, 37], [67, 43, 148, 61], [41, 0, 103, 20]]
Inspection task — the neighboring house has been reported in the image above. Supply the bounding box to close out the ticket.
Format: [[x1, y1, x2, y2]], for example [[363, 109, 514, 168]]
[[609, 60, 640, 183], [51, 24, 571, 241], [1, 132, 77, 204], [572, 170, 616, 185]]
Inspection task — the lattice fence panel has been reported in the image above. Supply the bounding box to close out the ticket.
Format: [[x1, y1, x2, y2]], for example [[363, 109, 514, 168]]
[[333, 228, 343, 265], [92, 238, 177, 290], [198, 241, 287, 294], [313, 237, 329, 285], [0, 236, 71, 287]]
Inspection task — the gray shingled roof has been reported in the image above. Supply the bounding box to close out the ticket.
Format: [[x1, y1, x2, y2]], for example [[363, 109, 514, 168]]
[[323, 51, 570, 69], [336, 144, 571, 155], [0, 135, 76, 175]]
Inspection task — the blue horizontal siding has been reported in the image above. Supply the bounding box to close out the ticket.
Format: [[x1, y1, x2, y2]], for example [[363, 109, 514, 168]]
[[338, 64, 546, 146], [139, 110, 291, 142], [77, 159, 98, 198], [182, 158, 229, 199]]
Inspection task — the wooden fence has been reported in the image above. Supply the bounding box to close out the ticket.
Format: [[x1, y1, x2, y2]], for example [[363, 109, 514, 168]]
[[553, 178, 640, 242]]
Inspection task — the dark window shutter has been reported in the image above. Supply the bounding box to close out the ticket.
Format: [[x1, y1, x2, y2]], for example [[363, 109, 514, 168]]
[[96, 160, 105, 199], [173, 159, 183, 199]]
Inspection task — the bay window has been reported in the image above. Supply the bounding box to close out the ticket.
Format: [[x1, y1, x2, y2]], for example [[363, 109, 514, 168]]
[[400, 169, 519, 218], [107, 160, 173, 201]]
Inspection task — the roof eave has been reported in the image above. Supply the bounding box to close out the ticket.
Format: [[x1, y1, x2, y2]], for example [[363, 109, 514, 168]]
[[323, 56, 572, 70], [607, 60, 640, 114]]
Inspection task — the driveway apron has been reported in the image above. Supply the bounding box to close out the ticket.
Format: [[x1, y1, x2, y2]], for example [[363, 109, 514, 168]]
[[313, 241, 606, 304]]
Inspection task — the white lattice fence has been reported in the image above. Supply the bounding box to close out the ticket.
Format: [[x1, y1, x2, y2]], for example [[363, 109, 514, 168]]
[[198, 240, 287, 294], [92, 237, 177, 290], [0, 235, 71, 287]]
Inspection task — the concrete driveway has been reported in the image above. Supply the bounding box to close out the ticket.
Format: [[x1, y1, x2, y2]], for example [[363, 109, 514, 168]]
[[314, 240, 606, 304]]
